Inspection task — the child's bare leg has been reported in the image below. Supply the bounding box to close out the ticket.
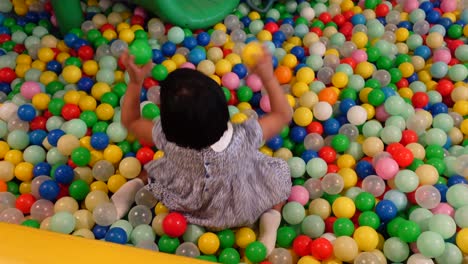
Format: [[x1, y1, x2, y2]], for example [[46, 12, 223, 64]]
[[258, 201, 285, 256], [111, 169, 147, 218]]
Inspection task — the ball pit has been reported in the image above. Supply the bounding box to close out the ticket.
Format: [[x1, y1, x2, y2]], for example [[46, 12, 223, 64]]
[[0, 0, 467, 263]]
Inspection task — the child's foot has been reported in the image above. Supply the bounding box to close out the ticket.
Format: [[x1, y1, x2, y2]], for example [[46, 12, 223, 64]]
[[111, 178, 144, 219], [258, 209, 281, 256]]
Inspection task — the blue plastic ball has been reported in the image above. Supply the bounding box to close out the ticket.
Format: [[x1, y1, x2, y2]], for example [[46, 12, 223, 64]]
[[381, 87, 397, 98], [90, 132, 110, 150], [290, 46, 305, 61], [301, 150, 318, 163], [93, 225, 110, 239], [183, 36, 197, 50], [196, 32, 211, 46], [0, 82, 11, 94], [54, 165, 75, 185], [188, 48, 206, 64], [419, 1, 434, 13], [351, 14, 366, 25], [64, 33, 79, 47], [77, 77, 94, 93], [232, 64, 248, 79], [414, 46, 432, 60], [39, 180, 60, 201], [33, 162, 52, 177], [434, 184, 448, 202], [47, 129, 65, 147], [290, 126, 307, 143], [323, 118, 340, 135], [447, 175, 468, 187], [426, 10, 441, 24], [430, 102, 448, 116], [152, 49, 165, 64], [375, 200, 398, 221], [46, 60, 62, 74], [272, 31, 286, 43], [355, 160, 375, 179], [398, 21, 412, 30], [339, 98, 356, 114], [161, 41, 177, 56], [266, 136, 283, 151], [105, 227, 128, 244], [29, 129, 47, 146], [17, 104, 36, 122]]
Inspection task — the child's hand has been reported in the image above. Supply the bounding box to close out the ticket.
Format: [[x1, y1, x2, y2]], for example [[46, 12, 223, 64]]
[[250, 46, 274, 81], [121, 50, 153, 85]]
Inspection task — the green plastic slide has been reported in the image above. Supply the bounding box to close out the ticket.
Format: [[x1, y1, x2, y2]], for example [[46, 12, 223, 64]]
[[51, 0, 240, 35]]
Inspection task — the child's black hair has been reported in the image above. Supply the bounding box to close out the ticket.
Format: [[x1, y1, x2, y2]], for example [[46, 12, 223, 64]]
[[159, 68, 230, 150]]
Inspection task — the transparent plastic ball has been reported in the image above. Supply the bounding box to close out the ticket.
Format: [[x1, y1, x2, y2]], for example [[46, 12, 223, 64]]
[[304, 178, 324, 199], [110, 40, 128, 57], [339, 124, 359, 141], [135, 188, 158, 208], [92, 160, 115, 182], [30, 199, 55, 222], [176, 242, 200, 258], [304, 133, 324, 151], [93, 202, 118, 226], [321, 173, 344, 195], [362, 175, 386, 197], [128, 205, 153, 227], [0, 208, 24, 224]]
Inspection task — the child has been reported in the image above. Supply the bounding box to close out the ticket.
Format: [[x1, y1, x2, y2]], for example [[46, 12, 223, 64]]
[[112, 48, 292, 254]]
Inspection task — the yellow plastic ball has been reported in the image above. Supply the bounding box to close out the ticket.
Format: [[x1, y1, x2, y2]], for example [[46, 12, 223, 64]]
[[14, 162, 33, 182], [292, 82, 309, 98], [242, 42, 263, 67], [89, 150, 104, 167], [31, 60, 46, 71], [96, 103, 114, 121], [16, 54, 32, 65], [155, 202, 169, 215], [426, 32, 444, 49], [293, 107, 313, 127], [340, 0, 354, 11], [153, 150, 164, 160], [355, 61, 374, 79], [282, 54, 298, 68], [64, 90, 82, 105], [236, 227, 256, 248], [15, 64, 30, 78], [19, 181, 31, 194], [359, 87, 373, 103], [213, 23, 227, 32], [91, 82, 111, 100], [398, 62, 414, 78], [78, 96, 97, 111], [62, 65, 82, 84], [457, 228, 468, 254], [107, 174, 127, 193], [56, 52, 70, 64], [333, 236, 359, 262], [398, 87, 413, 99], [171, 54, 186, 67], [4, 150, 23, 165], [332, 197, 356, 218], [0, 141, 10, 159], [353, 226, 379, 251], [260, 146, 273, 157], [298, 256, 321, 264], [103, 29, 117, 41], [351, 32, 368, 49], [288, 36, 302, 46], [39, 71, 58, 85], [38, 47, 55, 63], [32, 93, 51, 111], [225, 53, 241, 66], [57, 40, 70, 52], [296, 67, 315, 84], [339, 168, 358, 189], [336, 154, 356, 169], [248, 11, 261, 20], [119, 28, 135, 43], [162, 60, 177, 73], [103, 145, 123, 164], [361, 103, 375, 120], [83, 60, 99, 76], [237, 102, 252, 112], [231, 112, 248, 124], [119, 157, 141, 179], [286, 94, 296, 108], [395, 28, 409, 42], [331, 72, 349, 88], [90, 181, 108, 194], [453, 101, 468, 116], [198, 232, 220, 255]]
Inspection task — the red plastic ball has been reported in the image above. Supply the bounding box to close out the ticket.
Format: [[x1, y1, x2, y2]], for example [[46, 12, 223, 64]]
[[393, 147, 414, 167], [324, 216, 337, 233], [68, 159, 77, 169], [339, 22, 354, 38], [131, 15, 145, 26], [327, 164, 339, 173], [396, 78, 408, 88], [436, 79, 454, 96], [61, 103, 81, 120], [400, 130, 418, 146], [143, 77, 158, 89], [99, 23, 115, 33], [386, 142, 404, 155], [264, 22, 279, 33], [407, 190, 417, 205], [442, 95, 454, 108], [223, 49, 232, 58], [30, 116, 47, 130], [447, 40, 464, 53], [332, 14, 346, 26], [375, 3, 390, 17], [411, 91, 429, 108], [13, 44, 26, 54], [449, 58, 460, 66], [310, 27, 322, 37], [162, 212, 187, 237], [306, 121, 323, 135], [310, 237, 333, 260], [318, 12, 332, 24], [0, 34, 11, 44], [292, 235, 312, 257], [227, 90, 238, 105], [77, 45, 94, 61], [318, 146, 336, 163], [136, 147, 154, 165], [0, 67, 16, 83], [57, 183, 70, 200], [341, 57, 356, 69], [343, 11, 354, 20], [117, 56, 126, 70], [16, 193, 36, 214], [43, 110, 53, 119]]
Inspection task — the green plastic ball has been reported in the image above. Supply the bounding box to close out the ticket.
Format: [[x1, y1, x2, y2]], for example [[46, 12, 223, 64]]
[[355, 192, 376, 211], [158, 234, 180, 253], [69, 179, 90, 201], [217, 229, 235, 249], [333, 218, 354, 236], [142, 103, 160, 120], [358, 211, 381, 229], [129, 39, 152, 65], [331, 134, 350, 152], [151, 64, 168, 81], [245, 241, 267, 263], [276, 226, 297, 248], [398, 220, 421, 243]]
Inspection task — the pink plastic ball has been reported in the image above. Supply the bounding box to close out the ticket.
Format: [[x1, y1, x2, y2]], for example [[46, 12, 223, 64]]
[[260, 95, 271, 112], [351, 50, 368, 63], [134, 7, 147, 18], [403, 0, 419, 12], [433, 49, 451, 64], [246, 74, 263, 92], [431, 203, 455, 217], [180, 62, 196, 69], [375, 157, 399, 180], [20, 81, 42, 99], [440, 0, 457, 12], [375, 105, 390, 122], [221, 72, 240, 90], [288, 185, 310, 205], [410, 242, 420, 253], [51, 15, 57, 26]]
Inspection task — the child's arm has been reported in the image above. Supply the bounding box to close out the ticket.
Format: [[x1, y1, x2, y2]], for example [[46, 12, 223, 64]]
[[120, 51, 155, 144], [251, 48, 293, 141]]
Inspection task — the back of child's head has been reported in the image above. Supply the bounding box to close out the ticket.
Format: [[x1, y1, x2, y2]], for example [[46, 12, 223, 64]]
[[159, 68, 229, 150]]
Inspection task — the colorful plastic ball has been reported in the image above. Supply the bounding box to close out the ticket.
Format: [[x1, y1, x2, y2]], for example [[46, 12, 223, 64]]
[[375, 200, 398, 221], [353, 226, 379, 251], [333, 236, 359, 262], [15, 193, 36, 214], [415, 185, 441, 209], [20, 81, 41, 99], [332, 197, 355, 218], [417, 231, 446, 258], [131, 224, 156, 246], [162, 212, 187, 238], [68, 179, 90, 201], [50, 211, 76, 234], [198, 232, 220, 255], [62, 65, 82, 84], [90, 132, 109, 150], [105, 227, 127, 244], [288, 185, 309, 205], [282, 201, 306, 225], [38, 180, 60, 201], [245, 241, 267, 263], [293, 107, 313, 127], [292, 235, 312, 257], [129, 39, 152, 65], [71, 147, 91, 167]]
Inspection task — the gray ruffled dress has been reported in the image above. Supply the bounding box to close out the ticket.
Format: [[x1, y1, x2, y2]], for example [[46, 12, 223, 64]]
[[144, 117, 292, 230]]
